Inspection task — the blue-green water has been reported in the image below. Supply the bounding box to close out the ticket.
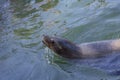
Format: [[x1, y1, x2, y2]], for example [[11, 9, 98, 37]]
[[0, 0, 120, 80]]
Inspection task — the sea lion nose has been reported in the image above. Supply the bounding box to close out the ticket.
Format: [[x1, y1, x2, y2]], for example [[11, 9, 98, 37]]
[[42, 34, 51, 44], [42, 34, 47, 38], [42, 35, 46, 43], [42, 35, 50, 40]]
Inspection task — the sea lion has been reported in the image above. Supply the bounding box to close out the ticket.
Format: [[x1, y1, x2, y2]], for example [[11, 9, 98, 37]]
[[42, 35, 120, 59]]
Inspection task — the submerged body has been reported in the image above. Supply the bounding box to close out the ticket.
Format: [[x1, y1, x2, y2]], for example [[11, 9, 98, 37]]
[[42, 35, 120, 59]]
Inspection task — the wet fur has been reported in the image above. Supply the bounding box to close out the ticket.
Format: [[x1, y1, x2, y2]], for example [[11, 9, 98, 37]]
[[43, 35, 120, 59]]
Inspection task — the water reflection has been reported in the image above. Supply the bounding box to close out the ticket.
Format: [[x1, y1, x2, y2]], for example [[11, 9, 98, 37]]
[[10, 0, 38, 18], [40, 0, 59, 11], [10, 0, 59, 18]]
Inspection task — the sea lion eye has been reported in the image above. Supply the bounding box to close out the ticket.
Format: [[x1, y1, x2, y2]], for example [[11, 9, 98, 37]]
[[51, 39, 55, 44]]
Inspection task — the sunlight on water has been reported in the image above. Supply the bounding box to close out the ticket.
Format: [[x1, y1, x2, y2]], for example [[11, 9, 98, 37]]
[[0, 0, 120, 80]]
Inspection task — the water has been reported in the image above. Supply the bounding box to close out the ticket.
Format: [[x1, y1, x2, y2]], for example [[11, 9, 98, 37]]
[[0, 0, 120, 80]]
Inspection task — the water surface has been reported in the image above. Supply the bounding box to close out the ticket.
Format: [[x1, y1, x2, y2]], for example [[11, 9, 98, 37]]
[[0, 0, 120, 80]]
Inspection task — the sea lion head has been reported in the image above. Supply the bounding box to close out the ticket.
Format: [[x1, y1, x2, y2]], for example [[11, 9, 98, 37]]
[[42, 35, 81, 59]]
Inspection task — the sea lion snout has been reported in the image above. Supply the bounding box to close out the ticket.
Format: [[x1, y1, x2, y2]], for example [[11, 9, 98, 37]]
[[42, 35, 51, 47], [42, 35, 57, 49]]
